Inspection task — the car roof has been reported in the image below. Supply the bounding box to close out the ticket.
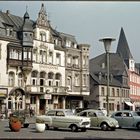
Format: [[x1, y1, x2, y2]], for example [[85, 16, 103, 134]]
[[48, 109, 72, 112], [112, 110, 135, 114], [80, 109, 100, 112]]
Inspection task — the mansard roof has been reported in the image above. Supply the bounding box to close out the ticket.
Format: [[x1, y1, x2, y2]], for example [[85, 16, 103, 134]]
[[59, 32, 77, 43], [116, 27, 133, 60]]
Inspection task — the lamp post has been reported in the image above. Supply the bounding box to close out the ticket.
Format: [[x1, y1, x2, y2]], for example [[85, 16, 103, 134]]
[[99, 37, 115, 116]]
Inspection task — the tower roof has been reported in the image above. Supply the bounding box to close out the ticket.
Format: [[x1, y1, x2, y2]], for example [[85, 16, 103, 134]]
[[116, 27, 133, 60], [24, 11, 29, 19]]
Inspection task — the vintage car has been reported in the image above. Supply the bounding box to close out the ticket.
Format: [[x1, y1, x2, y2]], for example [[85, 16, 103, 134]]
[[36, 109, 90, 132], [77, 109, 119, 131], [111, 110, 140, 129]]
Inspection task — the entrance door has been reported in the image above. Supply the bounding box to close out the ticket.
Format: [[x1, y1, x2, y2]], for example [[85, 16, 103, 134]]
[[40, 99, 46, 115], [58, 97, 63, 109]]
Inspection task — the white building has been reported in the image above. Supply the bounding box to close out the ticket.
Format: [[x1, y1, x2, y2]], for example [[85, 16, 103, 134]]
[[0, 4, 90, 117]]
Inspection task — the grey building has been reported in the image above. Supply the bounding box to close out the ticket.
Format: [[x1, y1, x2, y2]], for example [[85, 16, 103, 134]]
[[87, 29, 131, 114]]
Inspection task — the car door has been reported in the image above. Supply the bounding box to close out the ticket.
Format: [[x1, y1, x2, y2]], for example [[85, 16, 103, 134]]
[[52, 111, 65, 128], [87, 111, 98, 127], [113, 112, 124, 127], [121, 112, 134, 127]]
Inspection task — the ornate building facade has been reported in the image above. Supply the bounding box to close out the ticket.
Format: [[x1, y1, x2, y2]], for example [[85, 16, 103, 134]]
[[0, 4, 90, 117]]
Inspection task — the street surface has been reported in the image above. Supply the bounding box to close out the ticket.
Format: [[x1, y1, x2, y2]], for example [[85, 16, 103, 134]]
[[0, 119, 140, 139]]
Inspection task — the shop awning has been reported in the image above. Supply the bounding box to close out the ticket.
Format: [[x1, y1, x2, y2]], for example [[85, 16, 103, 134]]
[[125, 101, 133, 106], [0, 93, 6, 97]]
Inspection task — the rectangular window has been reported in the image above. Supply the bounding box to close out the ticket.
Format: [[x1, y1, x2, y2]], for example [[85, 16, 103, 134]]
[[101, 87, 105, 96], [24, 51, 27, 60], [56, 53, 60, 65], [8, 101, 11, 109], [49, 52, 53, 64]]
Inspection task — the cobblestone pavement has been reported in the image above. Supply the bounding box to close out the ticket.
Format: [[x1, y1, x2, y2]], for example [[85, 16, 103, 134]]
[[1, 119, 140, 139]]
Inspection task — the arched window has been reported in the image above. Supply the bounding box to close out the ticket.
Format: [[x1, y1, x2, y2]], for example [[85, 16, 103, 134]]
[[48, 72, 54, 86], [8, 97, 12, 109], [8, 72, 15, 86], [55, 73, 61, 86], [40, 71, 46, 92], [19, 97, 22, 109], [40, 71, 46, 86], [31, 71, 38, 85], [18, 73, 23, 87]]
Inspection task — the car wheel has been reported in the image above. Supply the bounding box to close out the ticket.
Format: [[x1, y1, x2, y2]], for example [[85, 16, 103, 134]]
[[71, 125, 78, 132], [101, 123, 109, 131], [81, 128, 87, 132], [45, 124, 49, 130], [23, 124, 29, 128], [137, 123, 140, 130]]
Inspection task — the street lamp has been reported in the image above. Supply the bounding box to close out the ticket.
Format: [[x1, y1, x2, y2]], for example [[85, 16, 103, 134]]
[[99, 37, 115, 116]]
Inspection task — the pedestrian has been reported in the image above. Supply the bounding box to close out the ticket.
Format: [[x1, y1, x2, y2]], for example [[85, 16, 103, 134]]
[[30, 107, 33, 117]]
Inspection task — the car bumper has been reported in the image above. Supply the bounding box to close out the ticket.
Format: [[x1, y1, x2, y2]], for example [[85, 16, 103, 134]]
[[79, 124, 90, 128]]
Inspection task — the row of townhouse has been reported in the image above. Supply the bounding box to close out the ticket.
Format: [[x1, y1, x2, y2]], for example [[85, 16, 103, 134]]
[[0, 4, 90, 117]]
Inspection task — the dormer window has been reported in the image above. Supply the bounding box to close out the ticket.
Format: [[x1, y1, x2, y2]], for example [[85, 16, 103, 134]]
[[99, 72, 102, 80], [66, 40, 71, 47], [101, 63, 105, 69], [10, 29, 13, 36], [110, 74, 113, 82], [6, 28, 13, 36], [6, 28, 10, 36]]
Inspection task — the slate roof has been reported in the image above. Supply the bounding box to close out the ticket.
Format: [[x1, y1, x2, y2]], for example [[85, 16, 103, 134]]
[[116, 27, 133, 60], [0, 11, 24, 30], [59, 32, 77, 43], [0, 10, 73, 42], [90, 53, 129, 87]]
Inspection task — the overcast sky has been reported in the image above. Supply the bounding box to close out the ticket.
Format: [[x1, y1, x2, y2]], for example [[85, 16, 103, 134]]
[[1, 1, 140, 62]]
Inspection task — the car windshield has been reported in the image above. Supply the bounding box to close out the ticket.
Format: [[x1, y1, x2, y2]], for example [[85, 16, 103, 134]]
[[132, 111, 139, 116], [65, 110, 74, 116], [96, 111, 104, 116]]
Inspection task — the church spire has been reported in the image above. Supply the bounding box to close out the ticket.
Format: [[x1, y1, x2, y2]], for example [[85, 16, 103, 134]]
[[116, 27, 133, 60]]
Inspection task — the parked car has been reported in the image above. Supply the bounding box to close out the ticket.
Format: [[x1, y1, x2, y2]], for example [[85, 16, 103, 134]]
[[36, 109, 91, 132], [111, 110, 140, 129], [135, 111, 140, 116], [9, 110, 35, 128], [77, 109, 119, 131]]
